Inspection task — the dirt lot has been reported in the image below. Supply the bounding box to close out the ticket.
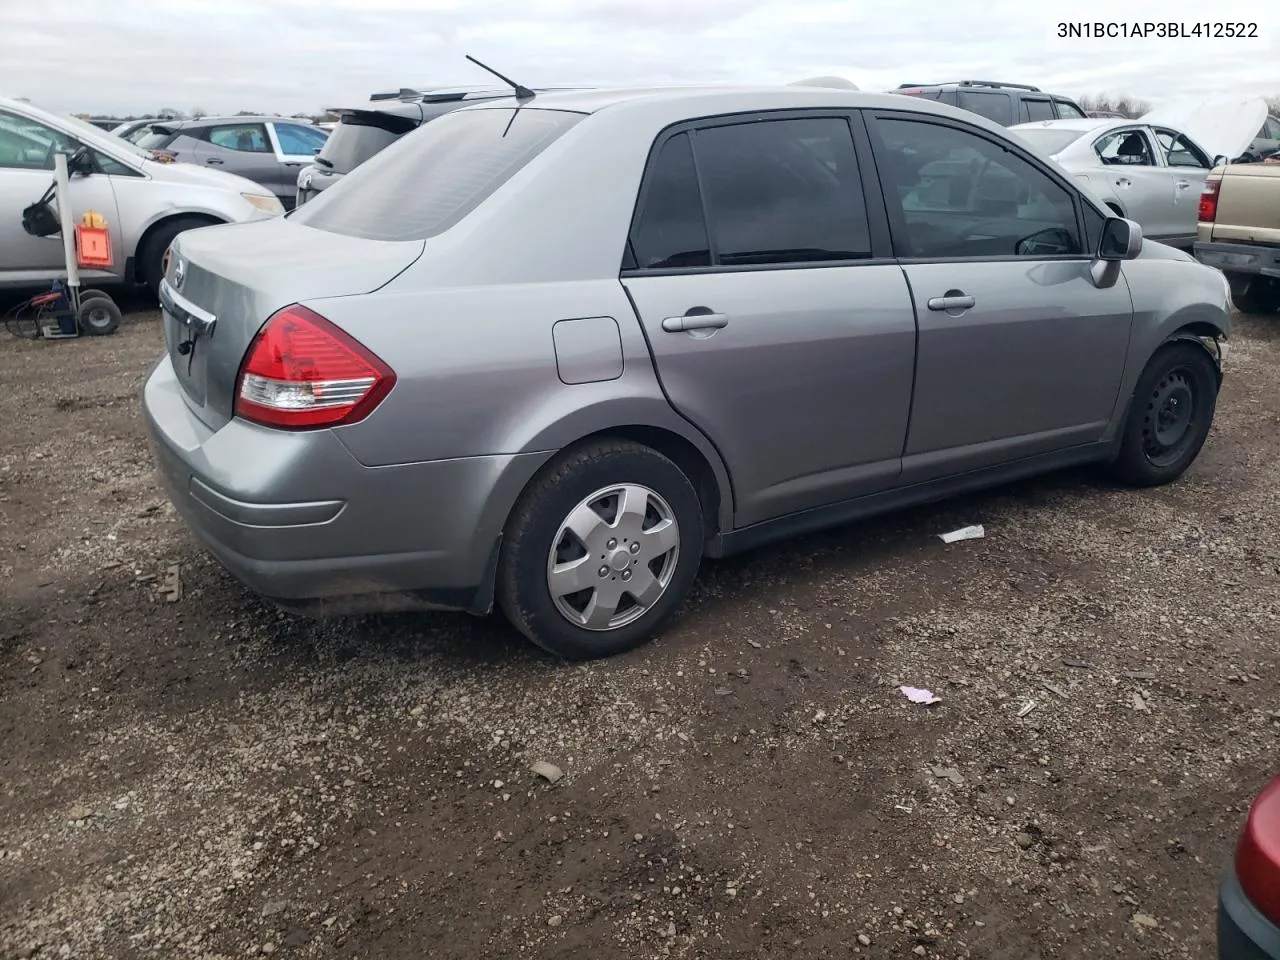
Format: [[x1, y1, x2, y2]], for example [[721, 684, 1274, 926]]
[[0, 301, 1277, 960]]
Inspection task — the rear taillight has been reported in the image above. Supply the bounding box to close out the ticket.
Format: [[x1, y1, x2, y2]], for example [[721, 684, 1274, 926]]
[[234, 304, 396, 430], [1198, 179, 1220, 223], [1237, 776, 1280, 926]]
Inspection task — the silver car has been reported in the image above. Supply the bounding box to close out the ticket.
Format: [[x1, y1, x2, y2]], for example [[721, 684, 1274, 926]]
[[1, 97, 284, 294], [143, 86, 1233, 660], [1010, 106, 1265, 249]]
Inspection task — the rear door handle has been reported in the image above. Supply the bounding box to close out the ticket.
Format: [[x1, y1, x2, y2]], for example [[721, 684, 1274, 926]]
[[662, 312, 729, 332], [205, 158, 224, 165], [1115, 177, 1131, 187], [926, 295, 976, 312]]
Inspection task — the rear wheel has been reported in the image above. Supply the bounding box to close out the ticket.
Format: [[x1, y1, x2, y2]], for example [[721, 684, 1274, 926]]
[[1227, 273, 1280, 314], [1107, 342, 1219, 487], [497, 440, 704, 661]]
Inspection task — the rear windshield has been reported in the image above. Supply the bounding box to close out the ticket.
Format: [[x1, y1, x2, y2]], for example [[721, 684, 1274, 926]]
[[317, 111, 419, 174], [291, 107, 585, 242], [1009, 127, 1088, 156], [134, 127, 179, 149]]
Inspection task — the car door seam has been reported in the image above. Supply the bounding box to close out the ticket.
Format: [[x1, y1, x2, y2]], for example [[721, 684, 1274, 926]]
[[617, 279, 739, 518]]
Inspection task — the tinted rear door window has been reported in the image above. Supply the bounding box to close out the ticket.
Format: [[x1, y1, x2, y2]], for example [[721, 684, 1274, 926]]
[[1054, 99, 1087, 120], [691, 117, 871, 266], [956, 91, 1013, 126], [629, 132, 711, 269], [1021, 99, 1056, 123], [291, 108, 585, 242]]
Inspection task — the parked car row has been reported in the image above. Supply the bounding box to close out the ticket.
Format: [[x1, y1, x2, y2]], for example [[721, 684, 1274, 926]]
[[0, 96, 283, 294]]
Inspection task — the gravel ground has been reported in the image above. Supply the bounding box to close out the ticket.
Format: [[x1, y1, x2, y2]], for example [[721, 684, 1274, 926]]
[[0, 302, 1277, 960]]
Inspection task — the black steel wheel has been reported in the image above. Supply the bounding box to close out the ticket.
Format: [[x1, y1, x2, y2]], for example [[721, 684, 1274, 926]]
[[1107, 342, 1219, 487]]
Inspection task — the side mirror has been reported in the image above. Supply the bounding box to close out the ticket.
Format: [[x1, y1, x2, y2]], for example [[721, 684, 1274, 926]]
[[1098, 216, 1143, 261], [67, 145, 94, 176], [1213, 154, 1229, 168]]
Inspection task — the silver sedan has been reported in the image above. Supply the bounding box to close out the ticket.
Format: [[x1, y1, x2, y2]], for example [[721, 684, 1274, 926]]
[[1009, 115, 1259, 250], [143, 85, 1233, 660]]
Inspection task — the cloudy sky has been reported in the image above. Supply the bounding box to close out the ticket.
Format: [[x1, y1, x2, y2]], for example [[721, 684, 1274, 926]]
[[1, 0, 1275, 117]]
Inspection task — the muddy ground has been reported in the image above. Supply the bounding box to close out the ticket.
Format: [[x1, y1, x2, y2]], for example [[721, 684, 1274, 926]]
[[0, 301, 1277, 960]]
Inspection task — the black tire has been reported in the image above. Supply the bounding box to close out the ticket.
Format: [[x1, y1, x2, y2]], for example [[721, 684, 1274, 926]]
[[1228, 274, 1280, 314], [77, 296, 122, 336], [1107, 342, 1219, 487], [138, 217, 216, 300], [497, 440, 704, 661], [79, 288, 111, 304]]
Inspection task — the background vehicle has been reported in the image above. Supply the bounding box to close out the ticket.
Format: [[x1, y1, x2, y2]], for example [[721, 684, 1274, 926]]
[[294, 85, 573, 206], [1195, 160, 1280, 313], [1219, 772, 1280, 959], [144, 85, 1230, 662], [111, 117, 173, 144], [891, 80, 1087, 125], [1240, 115, 1280, 162], [0, 96, 284, 295], [1010, 109, 1263, 249], [133, 116, 328, 210]]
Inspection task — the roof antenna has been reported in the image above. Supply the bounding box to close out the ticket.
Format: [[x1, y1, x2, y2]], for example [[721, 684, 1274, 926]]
[[465, 54, 535, 101]]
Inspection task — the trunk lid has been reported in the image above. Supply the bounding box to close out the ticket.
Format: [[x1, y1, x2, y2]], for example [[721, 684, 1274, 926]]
[[1210, 162, 1280, 243], [161, 217, 423, 431]]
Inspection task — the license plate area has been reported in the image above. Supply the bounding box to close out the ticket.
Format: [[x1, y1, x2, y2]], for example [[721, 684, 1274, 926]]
[[165, 308, 208, 407]]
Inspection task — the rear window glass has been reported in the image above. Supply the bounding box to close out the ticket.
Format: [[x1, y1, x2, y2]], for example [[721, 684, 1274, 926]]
[[134, 128, 179, 149], [956, 90, 1013, 126], [316, 111, 418, 174], [291, 107, 585, 242]]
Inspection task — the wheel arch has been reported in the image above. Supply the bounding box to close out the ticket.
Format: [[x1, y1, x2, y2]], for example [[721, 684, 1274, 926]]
[[132, 212, 226, 283]]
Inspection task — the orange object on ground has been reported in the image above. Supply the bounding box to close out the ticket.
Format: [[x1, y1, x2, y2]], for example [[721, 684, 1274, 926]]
[[75, 224, 113, 268]]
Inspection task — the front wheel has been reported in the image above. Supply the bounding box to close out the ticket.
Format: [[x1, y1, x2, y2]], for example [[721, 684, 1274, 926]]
[[497, 440, 704, 661], [1107, 342, 1219, 487]]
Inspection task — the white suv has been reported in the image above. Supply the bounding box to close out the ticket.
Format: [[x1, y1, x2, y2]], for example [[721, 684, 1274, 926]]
[[0, 96, 284, 296]]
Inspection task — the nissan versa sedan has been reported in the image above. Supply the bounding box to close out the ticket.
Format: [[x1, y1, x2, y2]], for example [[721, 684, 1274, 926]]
[[143, 85, 1233, 660], [1220, 773, 1280, 959]]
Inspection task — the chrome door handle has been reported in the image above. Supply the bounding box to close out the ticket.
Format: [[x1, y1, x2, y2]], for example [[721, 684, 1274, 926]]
[[927, 295, 975, 312], [662, 312, 729, 332], [1116, 177, 1131, 187]]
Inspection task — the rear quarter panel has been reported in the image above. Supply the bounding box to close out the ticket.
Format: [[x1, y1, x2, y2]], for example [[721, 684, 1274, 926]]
[[1209, 163, 1280, 244]]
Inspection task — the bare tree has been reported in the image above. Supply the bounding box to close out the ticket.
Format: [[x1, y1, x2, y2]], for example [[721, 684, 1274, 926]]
[[191, 106, 208, 119], [1078, 93, 1151, 118], [156, 107, 185, 120]]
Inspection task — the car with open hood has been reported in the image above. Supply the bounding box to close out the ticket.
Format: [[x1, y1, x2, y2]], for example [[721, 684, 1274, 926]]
[[143, 83, 1232, 660], [0, 96, 284, 295], [1010, 97, 1267, 250]]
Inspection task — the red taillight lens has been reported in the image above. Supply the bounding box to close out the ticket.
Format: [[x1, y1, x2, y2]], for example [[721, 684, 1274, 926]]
[[234, 304, 396, 430], [1198, 179, 1220, 223], [1237, 775, 1280, 926]]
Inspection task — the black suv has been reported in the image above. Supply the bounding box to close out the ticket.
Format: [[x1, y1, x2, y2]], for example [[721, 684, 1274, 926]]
[[294, 85, 578, 207], [891, 80, 1088, 127]]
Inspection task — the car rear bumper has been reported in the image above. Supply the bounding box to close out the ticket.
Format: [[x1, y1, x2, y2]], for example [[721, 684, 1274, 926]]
[[141, 354, 549, 615], [1195, 241, 1280, 280], [1220, 869, 1280, 960]]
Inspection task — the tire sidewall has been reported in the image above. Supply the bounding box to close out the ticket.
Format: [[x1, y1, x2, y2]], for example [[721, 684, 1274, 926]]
[[78, 296, 121, 336], [500, 446, 703, 661], [1116, 342, 1219, 485]]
